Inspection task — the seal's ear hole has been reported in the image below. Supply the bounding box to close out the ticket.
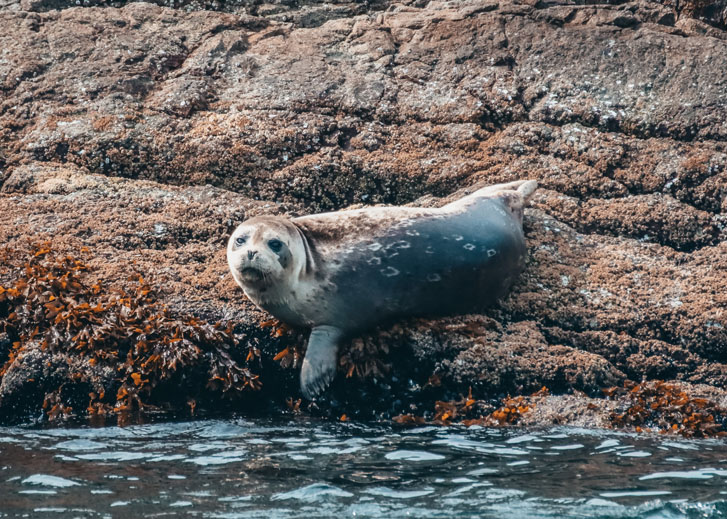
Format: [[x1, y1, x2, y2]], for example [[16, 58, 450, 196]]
[[268, 239, 284, 252]]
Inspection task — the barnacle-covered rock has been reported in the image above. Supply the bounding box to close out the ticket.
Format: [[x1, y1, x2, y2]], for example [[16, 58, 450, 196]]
[[1, 0, 727, 434]]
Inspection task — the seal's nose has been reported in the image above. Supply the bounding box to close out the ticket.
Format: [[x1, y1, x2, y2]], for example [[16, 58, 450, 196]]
[[248, 250, 257, 260]]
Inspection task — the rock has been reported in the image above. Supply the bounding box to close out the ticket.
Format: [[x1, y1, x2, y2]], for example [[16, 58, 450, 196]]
[[1, 0, 726, 428]]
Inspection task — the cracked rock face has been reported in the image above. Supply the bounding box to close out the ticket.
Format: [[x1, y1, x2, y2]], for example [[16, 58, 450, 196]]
[[1, 0, 726, 425]]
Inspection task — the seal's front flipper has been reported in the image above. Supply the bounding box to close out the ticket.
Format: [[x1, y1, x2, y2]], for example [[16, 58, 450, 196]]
[[300, 325, 344, 400]]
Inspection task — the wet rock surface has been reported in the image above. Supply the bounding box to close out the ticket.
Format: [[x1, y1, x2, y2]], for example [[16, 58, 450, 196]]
[[1, 0, 726, 429]]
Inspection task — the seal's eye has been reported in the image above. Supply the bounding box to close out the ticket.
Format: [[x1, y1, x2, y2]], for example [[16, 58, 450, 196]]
[[235, 236, 247, 247], [268, 239, 283, 252]]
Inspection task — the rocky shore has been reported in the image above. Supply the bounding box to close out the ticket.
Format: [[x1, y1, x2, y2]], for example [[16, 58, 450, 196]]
[[1, 0, 726, 434]]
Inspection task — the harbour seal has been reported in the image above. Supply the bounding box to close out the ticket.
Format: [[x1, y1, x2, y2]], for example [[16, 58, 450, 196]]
[[227, 179, 538, 399]]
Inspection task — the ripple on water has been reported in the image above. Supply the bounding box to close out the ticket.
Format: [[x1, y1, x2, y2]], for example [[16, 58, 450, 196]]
[[22, 475, 81, 488], [600, 490, 672, 498], [218, 496, 252, 502], [186, 451, 246, 465], [75, 451, 151, 462], [148, 454, 187, 462], [596, 439, 621, 449], [618, 450, 652, 458], [188, 441, 233, 452], [505, 434, 541, 444], [52, 439, 107, 451], [0, 421, 726, 518], [660, 441, 700, 451], [364, 487, 435, 499], [467, 467, 499, 476], [550, 443, 585, 451], [432, 435, 529, 456], [384, 450, 445, 461], [307, 446, 363, 455], [640, 468, 727, 481], [273, 483, 354, 502], [445, 482, 493, 497], [284, 453, 313, 460]]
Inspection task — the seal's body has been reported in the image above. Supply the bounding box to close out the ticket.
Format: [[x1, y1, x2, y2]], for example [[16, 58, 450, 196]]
[[227, 180, 537, 398]]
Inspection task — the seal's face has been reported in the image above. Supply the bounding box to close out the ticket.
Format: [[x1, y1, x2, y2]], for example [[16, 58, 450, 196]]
[[227, 217, 303, 297]]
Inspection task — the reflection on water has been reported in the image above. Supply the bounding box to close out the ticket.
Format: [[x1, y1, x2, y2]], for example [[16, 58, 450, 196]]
[[0, 418, 725, 518]]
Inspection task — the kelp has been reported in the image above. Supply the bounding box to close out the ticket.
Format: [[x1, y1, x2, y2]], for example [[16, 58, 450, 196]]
[[266, 320, 304, 370], [339, 336, 391, 380], [393, 387, 548, 427], [4, 247, 727, 436], [605, 381, 727, 438], [0, 244, 260, 422]]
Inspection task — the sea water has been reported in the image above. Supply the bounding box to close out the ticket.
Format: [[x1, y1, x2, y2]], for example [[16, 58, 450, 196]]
[[0, 418, 725, 518]]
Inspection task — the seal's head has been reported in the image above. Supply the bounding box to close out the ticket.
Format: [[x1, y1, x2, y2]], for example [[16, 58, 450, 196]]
[[227, 216, 307, 298]]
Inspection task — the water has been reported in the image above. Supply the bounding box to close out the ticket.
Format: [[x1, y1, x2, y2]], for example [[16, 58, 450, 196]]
[[0, 418, 726, 518]]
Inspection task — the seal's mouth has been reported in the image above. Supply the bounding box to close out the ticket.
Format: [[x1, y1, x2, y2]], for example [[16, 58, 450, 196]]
[[239, 267, 266, 284]]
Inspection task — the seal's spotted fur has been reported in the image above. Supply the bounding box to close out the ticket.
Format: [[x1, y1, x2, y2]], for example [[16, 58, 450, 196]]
[[227, 180, 538, 399]]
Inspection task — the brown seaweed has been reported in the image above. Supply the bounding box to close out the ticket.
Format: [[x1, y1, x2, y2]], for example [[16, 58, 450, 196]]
[[0, 244, 261, 422], [605, 381, 727, 438]]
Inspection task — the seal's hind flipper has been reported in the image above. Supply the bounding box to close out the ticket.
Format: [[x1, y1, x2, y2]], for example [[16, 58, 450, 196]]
[[300, 325, 344, 399], [516, 180, 538, 205], [485, 179, 538, 224], [446, 179, 538, 210], [482, 179, 538, 203]]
